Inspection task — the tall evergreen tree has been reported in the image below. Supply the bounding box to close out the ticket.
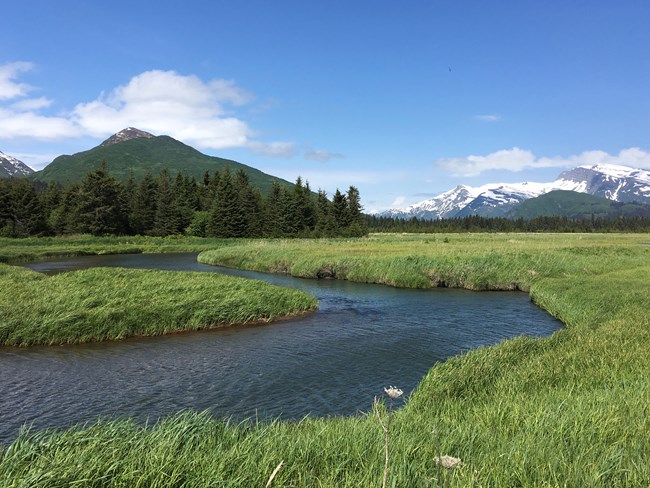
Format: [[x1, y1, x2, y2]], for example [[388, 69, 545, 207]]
[[332, 189, 349, 230], [50, 182, 81, 234], [263, 180, 284, 237], [315, 189, 337, 236], [75, 162, 126, 235], [152, 169, 180, 236], [234, 169, 262, 237], [345, 185, 367, 236], [130, 171, 158, 235], [0, 179, 47, 237], [208, 168, 239, 237], [173, 172, 194, 233]]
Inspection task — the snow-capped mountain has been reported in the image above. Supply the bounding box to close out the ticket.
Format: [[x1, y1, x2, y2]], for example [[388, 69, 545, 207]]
[[382, 164, 650, 220], [0, 151, 35, 178]]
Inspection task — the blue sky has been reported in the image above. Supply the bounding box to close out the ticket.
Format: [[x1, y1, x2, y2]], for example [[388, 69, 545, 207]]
[[2, 1, 649, 212]]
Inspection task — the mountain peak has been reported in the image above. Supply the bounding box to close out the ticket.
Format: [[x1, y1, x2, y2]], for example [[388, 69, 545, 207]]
[[0, 150, 35, 178], [100, 127, 155, 147]]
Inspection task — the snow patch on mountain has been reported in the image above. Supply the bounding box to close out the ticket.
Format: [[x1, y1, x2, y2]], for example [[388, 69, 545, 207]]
[[0, 151, 35, 178], [382, 163, 650, 219]]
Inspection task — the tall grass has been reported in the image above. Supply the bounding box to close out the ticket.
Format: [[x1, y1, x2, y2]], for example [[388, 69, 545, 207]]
[[0, 235, 238, 264], [1, 233, 649, 486], [0, 264, 317, 346]]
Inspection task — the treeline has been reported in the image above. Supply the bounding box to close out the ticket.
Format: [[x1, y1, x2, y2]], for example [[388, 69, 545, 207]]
[[0, 163, 367, 238], [367, 214, 650, 233]]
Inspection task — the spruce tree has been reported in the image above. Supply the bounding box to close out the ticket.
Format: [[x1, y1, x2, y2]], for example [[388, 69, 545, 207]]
[[234, 169, 262, 237], [152, 169, 180, 236], [315, 189, 337, 236], [332, 189, 349, 231], [130, 171, 158, 235], [208, 167, 239, 237], [263, 180, 284, 237], [75, 162, 126, 235], [50, 183, 81, 234], [346, 185, 367, 236]]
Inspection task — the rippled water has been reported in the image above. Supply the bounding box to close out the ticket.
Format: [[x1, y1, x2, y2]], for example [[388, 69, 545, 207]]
[[0, 253, 562, 444]]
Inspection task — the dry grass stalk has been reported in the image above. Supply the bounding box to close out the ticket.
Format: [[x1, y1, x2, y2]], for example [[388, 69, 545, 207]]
[[265, 460, 284, 487]]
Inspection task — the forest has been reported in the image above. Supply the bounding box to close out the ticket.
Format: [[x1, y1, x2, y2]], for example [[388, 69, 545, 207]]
[[367, 213, 650, 233], [3, 164, 650, 238], [0, 163, 368, 238]]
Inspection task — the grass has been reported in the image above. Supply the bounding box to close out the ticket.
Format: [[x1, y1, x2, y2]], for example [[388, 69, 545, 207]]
[[1, 233, 649, 486], [0, 264, 317, 346], [0, 235, 240, 264]]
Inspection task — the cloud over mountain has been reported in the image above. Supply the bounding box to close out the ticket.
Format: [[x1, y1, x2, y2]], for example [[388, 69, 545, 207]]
[[437, 147, 650, 176], [0, 63, 291, 154]]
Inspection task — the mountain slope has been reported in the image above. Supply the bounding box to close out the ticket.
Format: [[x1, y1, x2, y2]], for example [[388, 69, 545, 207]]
[[509, 190, 650, 219], [0, 151, 34, 178], [383, 164, 650, 219], [31, 129, 293, 194]]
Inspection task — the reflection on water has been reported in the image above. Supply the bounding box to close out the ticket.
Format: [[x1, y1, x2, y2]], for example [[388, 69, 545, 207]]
[[0, 253, 562, 444]]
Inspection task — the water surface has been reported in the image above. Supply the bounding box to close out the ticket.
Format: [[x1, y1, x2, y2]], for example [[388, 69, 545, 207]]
[[0, 253, 562, 444]]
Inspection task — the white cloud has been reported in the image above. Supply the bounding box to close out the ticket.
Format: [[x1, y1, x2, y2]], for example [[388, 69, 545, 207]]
[[0, 108, 79, 140], [247, 140, 296, 158], [392, 196, 406, 206], [305, 149, 345, 162], [10, 96, 52, 111], [0, 61, 33, 100], [474, 114, 500, 122], [437, 147, 650, 176], [0, 64, 292, 155], [71, 70, 255, 148]]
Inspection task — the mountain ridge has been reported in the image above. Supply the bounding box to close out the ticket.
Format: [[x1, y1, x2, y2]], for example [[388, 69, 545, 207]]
[[30, 128, 294, 195], [382, 164, 650, 220]]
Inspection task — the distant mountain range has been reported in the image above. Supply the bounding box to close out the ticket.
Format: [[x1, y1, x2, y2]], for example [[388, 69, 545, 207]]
[[382, 164, 650, 220], [12, 128, 294, 194], [0, 151, 34, 178]]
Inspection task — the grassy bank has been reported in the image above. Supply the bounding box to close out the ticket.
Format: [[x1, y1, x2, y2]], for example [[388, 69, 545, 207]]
[[0, 235, 239, 264], [0, 264, 317, 346], [1, 233, 649, 486], [197, 233, 647, 291]]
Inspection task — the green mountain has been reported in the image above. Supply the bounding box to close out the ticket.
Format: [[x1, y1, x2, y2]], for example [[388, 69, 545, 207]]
[[509, 190, 650, 219], [30, 128, 293, 194]]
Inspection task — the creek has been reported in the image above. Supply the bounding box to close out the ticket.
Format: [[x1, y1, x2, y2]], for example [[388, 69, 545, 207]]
[[0, 253, 562, 444]]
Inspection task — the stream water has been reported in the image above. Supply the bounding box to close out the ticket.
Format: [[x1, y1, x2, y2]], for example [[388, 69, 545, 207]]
[[0, 253, 562, 444]]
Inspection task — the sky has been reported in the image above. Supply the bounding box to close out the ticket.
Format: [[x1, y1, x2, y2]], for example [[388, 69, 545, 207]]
[[1, 1, 650, 212]]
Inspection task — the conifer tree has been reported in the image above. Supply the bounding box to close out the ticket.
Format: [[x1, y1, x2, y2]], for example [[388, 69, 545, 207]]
[[152, 168, 180, 236], [315, 189, 337, 236], [50, 183, 81, 234], [332, 189, 349, 230], [263, 180, 284, 237], [173, 172, 194, 233], [208, 167, 239, 237], [346, 185, 367, 236], [130, 170, 158, 235], [0, 179, 47, 236], [75, 162, 126, 235], [234, 169, 262, 237]]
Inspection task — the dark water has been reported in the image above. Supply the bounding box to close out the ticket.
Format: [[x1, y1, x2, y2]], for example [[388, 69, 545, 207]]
[[0, 253, 562, 444]]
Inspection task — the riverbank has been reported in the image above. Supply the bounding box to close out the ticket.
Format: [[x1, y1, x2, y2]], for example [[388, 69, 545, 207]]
[[1, 233, 649, 486], [0, 235, 238, 264], [0, 264, 317, 346]]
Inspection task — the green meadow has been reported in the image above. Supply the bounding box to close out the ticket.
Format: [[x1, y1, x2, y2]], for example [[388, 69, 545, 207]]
[[0, 235, 236, 264], [1, 233, 649, 486]]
